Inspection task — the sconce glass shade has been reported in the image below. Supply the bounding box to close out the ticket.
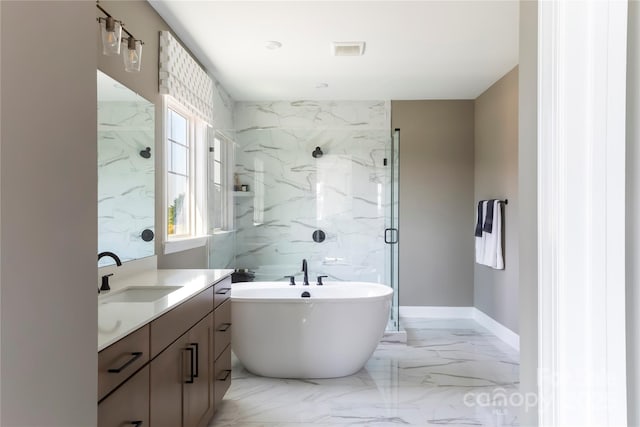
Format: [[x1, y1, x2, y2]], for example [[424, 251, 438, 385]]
[[100, 16, 122, 56], [123, 38, 143, 72]]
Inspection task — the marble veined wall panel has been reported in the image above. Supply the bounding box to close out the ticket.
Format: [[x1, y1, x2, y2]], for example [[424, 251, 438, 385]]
[[208, 231, 236, 269], [98, 101, 155, 265], [234, 101, 391, 283]]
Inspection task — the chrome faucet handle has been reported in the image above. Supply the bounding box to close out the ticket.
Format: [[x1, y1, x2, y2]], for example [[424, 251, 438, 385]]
[[284, 275, 296, 286], [100, 273, 113, 292], [317, 275, 328, 286]]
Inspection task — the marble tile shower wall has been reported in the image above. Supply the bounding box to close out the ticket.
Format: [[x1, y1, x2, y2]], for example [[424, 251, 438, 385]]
[[98, 101, 155, 264], [234, 101, 391, 283]]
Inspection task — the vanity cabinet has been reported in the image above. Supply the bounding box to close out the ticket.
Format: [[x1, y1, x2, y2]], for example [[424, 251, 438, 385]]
[[98, 324, 149, 402], [214, 299, 231, 360], [184, 314, 215, 427], [98, 365, 149, 427], [213, 278, 231, 308], [98, 273, 232, 427], [213, 278, 232, 408], [150, 285, 213, 357], [214, 345, 232, 408], [150, 314, 213, 427]]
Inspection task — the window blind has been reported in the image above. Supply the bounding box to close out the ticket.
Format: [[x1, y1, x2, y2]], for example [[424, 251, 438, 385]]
[[159, 31, 213, 124]]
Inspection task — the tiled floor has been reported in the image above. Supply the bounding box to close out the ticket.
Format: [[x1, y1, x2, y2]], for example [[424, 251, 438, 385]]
[[210, 318, 520, 427]]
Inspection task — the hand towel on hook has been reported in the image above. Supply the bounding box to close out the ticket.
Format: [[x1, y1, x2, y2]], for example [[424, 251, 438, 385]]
[[482, 200, 504, 270], [475, 201, 489, 263]]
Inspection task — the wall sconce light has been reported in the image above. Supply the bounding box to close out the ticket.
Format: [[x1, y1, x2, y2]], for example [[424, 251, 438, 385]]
[[98, 16, 122, 56], [97, 2, 144, 73], [123, 37, 143, 73]]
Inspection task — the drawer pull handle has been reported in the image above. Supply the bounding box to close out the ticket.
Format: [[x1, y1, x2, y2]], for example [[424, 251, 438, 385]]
[[217, 369, 232, 382], [107, 352, 143, 373], [185, 347, 195, 384], [190, 343, 199, 378], [129, 422, 143, 427], [215, 287, 231, 295], [217, 323, 231, 332]]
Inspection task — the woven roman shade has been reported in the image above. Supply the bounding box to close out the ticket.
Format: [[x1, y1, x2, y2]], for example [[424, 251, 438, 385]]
[[159, 31, 213, 123]]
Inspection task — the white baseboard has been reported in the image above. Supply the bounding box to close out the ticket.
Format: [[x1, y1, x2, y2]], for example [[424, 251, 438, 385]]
[[472, 308, 520, 351], [399, 305, 520, 352], [400, 306, 475, 319]]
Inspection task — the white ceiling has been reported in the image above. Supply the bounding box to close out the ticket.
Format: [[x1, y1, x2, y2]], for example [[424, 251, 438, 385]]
[[149, 1, 519, 101]]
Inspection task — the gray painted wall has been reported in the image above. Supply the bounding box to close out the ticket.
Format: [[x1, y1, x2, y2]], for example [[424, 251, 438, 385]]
[[0, 2, 97, 425], [518, 1, 539, 425], [159, 246, 208, 269], [473, 67, 519, 333], [627, 1, 640, 425], [391, 101, 475, 307]]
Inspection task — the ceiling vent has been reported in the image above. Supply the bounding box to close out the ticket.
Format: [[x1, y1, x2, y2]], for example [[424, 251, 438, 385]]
[[332, 41, 366, 57]]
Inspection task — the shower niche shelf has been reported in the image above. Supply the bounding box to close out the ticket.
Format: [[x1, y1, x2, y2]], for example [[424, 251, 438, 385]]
[[233, 191, 254, 198]]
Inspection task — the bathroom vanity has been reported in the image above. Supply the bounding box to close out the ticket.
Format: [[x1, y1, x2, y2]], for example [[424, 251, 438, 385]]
[[97, 269, 233, 427]]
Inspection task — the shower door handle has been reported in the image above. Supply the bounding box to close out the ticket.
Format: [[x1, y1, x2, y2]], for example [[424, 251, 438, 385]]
[[384, 228, 398, 244]]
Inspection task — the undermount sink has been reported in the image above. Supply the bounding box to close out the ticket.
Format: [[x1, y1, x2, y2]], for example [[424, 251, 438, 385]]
[[99, 286, 183, 304]]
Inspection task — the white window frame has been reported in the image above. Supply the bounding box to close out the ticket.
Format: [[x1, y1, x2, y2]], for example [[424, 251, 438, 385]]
[[211, 132, 234, 233], [162, 96, 208, 254]]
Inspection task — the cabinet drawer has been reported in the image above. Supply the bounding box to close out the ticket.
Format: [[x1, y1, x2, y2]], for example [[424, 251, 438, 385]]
[[98, 365, 149, 427], [98, 325, 149, 402], [214, 298, 231, 361], [151, 286, 214, 357], [213, 276, 232, 309], [214, 345, 232, 408]]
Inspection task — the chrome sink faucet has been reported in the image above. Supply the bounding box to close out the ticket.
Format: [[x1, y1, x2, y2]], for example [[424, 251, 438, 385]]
[[302, 259, 309, 286], [98, 251, 122, 293]]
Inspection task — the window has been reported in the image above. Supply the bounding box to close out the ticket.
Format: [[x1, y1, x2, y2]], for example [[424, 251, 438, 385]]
[[164, 98, 208, 252], [167, 108, 190, 237], [211, 133, 231, 232]]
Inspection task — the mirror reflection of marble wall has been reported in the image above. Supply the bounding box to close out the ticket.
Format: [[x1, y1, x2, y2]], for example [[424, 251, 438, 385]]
[[98, 71, 155, 266]]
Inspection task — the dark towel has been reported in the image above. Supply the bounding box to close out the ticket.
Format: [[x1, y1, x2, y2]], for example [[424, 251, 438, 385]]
[[483, 200, 496, 233], [475, 201, 484, 237]]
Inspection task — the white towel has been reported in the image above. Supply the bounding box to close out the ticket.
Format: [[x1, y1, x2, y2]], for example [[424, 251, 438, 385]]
[[482, 200, 504, 270], [475, 201, 488, 263]]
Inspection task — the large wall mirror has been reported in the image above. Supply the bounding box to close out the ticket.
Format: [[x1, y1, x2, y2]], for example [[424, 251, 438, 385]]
[[98, 70, 155, 266]]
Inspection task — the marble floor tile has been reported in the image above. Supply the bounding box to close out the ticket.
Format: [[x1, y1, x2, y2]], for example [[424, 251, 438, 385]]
[[210, 319, 520, 427]]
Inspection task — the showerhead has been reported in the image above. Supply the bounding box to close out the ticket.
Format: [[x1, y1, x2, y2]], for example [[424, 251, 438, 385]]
[[312, 146, 323, 158]]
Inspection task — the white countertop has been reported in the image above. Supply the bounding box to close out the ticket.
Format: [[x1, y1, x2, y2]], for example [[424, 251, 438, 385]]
[[98, 269, 233, 351]]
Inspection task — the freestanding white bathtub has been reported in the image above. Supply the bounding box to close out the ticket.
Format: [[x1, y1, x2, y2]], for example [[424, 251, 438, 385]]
[[231, 281, 392, 379]]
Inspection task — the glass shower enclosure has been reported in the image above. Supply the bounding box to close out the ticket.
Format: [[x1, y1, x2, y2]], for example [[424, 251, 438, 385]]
[[209, 101, 399, 331], [385, 129, 400, 331]]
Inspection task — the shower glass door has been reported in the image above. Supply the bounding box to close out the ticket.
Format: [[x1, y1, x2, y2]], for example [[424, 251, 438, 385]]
[[385, 129, 400, 331]]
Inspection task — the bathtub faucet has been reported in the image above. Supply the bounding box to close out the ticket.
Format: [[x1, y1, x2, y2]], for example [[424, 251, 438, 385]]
[[302, 259, 309, 286]]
